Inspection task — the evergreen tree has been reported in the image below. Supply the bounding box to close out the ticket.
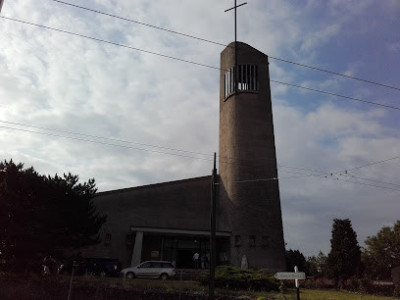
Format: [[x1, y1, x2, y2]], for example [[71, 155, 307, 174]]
[[327, 218, 361, 285], [285, 249, 307, 272], [0, 160, 106, 272], [362, 220, 400, 280], [306, 251, 327, 277]]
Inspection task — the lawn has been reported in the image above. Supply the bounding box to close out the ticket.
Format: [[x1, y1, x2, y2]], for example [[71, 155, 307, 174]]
[[1, 273, 398, 300], [275, 289, 397, 300], [117, 278, 398, 300]]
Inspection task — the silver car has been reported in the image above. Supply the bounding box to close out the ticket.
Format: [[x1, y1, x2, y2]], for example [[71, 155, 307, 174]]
[[121, 261, 176, 280]]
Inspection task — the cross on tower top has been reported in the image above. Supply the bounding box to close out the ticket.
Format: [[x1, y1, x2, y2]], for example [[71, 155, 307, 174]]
[[224, 0, 247, 43]]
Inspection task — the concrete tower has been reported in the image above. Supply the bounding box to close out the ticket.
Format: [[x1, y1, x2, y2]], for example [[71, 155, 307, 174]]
[[219, 42, 285, 271]]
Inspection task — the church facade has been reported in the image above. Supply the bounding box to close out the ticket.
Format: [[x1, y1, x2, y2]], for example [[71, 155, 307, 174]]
[[84, 42, 286, 271]]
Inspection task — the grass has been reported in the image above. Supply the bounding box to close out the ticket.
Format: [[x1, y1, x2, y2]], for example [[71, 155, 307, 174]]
[[113, 277, 399, 299], [1, 272, 398, 299], [272, 289, 398, 300]]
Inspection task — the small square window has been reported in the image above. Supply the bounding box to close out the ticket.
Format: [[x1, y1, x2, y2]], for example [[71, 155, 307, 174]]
[[104, 233, 112, 245], [249, 235, 256, 247], [261, 236, 270, 248], [234, 235, 241, 247]]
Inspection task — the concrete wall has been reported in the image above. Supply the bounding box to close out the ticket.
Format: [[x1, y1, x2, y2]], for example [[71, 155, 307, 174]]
[[84, 176, 230, 266], [219, 42, 286, 271]]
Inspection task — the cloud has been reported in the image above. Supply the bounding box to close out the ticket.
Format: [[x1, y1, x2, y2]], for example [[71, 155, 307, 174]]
[[1, 0, 399, 257]]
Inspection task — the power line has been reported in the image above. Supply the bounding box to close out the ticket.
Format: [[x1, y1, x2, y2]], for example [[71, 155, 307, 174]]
[[271, 79, 400, 111], [2, 123, 399, 193], [0, 125, 216, 162], [327, 155, 400, 176], [0, 119, 330, 180], [4, 119, 396, 189], [0, 119, 289, 173], [1, 8, 398, 195], [49, 0, 400, 93], [345, 174, 400, 189], [2, 16, 399, 113], [269, 56, 400, 92], [0, 119, 377, 180], [0, 119, 213, 159], [49, 0, 228, 48], [0, 16, 220, 71], [0, 122, 329, 182], [337, 176, 400, 192], [346, 155, 400, 172]]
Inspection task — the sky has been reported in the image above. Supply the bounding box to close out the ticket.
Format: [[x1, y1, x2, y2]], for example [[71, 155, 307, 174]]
[[0, 0, 399, 257]]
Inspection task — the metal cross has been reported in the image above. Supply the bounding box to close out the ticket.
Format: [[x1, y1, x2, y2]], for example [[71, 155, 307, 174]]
[[224, 1, 247, 95], [224, 0, 247, 43]]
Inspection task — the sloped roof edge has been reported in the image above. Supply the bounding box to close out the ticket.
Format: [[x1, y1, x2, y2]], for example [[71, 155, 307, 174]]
[[97, 175, 213, 196]]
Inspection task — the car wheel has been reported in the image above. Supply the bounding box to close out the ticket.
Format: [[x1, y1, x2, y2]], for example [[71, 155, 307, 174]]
[[126, 272, 135, 279], [160, 273, 169, 280]]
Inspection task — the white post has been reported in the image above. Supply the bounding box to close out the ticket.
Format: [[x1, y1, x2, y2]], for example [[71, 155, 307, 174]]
[[294, 265, 300, 300], [130, 231, 143, 267], [294, 265, 299, 288]]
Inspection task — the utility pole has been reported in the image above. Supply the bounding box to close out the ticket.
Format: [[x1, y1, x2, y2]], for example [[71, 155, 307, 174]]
[[209, 152, 217, 300]]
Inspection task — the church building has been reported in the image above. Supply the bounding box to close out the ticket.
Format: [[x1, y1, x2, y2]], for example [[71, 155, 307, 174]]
[[84, 41, 286, 272]]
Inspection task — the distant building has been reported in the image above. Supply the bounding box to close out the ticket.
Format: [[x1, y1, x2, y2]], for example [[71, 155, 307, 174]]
[[84, 42, 286, 271]]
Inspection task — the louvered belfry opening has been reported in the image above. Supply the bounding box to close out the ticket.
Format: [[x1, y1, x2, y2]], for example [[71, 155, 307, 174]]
[[224, 64, 258, 98]]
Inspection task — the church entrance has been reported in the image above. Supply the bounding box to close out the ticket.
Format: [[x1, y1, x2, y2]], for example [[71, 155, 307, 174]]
[[163, 237, 208, 269], [140, 234, 229, 269]]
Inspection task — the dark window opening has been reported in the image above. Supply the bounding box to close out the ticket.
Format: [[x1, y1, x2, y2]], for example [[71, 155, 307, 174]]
[[261, 236, 270, 248], [249, 235, 256, 247], [104, 233, 112, 245], [234, 235, 241, 247]]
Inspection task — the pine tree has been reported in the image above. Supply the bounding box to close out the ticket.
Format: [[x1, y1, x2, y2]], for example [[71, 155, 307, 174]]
[[0, 160, 106, 272], [327, 218, 361, 285]]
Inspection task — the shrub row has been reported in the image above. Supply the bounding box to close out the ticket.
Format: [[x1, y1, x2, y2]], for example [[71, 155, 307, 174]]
[[341, 277, 399, 298], [0, 273, 248, 300], [199, 265, 279, 291]]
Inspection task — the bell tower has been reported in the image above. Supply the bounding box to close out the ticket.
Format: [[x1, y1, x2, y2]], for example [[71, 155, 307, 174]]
[[219, 42, 286, 270]]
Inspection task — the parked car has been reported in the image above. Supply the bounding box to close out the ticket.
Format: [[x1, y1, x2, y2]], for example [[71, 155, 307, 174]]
[[58, 257, 121, 277], [87, 258, 121, 276], [58, 258, 88, 275], [121, 261, 175, 280]]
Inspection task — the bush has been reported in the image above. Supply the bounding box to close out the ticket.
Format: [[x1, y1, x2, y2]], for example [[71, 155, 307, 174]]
[[339, 277, 397, 297], [393, 285, 400, 298], [199, 265, 279, 291], [341, 277, 372, 293]]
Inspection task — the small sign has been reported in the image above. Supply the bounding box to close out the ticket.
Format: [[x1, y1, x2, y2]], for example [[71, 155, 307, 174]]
[[274, 272, 306, 280], [151, 251, 159, 258]]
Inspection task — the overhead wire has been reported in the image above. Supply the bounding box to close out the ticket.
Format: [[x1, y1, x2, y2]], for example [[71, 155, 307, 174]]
[[1, 122, 399, 193], [1, 11, 399, 193], [346, 155, 400, 172], [335, 175, 400, 192], [0, 124, 216, 162], [0, 16, 220, 71], [271, 80, 400, 111], [1, 15, 399, 112], [344, 174, 400, 189], [0, 119, 214, 159], [48, 0, 400, 93], [269, 56, 400, 92], [0, 119, 328, 179], [49, 0, 228, 48]]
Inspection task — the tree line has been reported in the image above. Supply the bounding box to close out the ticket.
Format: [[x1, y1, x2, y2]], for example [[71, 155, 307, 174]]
[[286, 218, 400, 285], [0, 160, 106, 273]]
